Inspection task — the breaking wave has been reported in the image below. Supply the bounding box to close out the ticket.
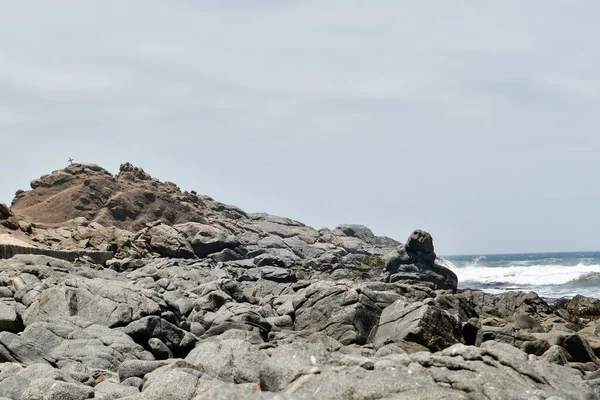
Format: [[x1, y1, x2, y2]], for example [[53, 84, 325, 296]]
[[438, 254, 600, 298]]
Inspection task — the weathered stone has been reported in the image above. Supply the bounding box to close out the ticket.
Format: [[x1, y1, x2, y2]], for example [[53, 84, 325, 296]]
[[0, 203, 12, 219], [118, 360, 171, 381], [120, 316, 196, 357], [563, 334, 600, 364], [20, 378, 94, 400], [0, 302, 21, 333], [374, 299, 461, 352], [185, 339, 265, 383]]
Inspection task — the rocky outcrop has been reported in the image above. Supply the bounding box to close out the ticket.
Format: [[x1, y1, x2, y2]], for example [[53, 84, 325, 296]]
[[0, 163, 598, 399], [384, 230, 458, 291]]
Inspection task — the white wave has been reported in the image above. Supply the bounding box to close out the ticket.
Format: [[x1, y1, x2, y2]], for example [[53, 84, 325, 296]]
[[437, 257, 459, 271], [456, 263, 600, 286]]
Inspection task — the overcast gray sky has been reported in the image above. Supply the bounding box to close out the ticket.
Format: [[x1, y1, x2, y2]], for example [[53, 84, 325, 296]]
[[1, 1, 599, 255]]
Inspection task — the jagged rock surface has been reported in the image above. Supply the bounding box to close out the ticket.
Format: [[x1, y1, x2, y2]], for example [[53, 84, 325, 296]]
[[0, 163, 598, 399]]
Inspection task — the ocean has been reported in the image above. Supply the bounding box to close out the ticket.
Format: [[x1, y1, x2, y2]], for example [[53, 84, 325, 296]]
[[440, 251, 600, 301]]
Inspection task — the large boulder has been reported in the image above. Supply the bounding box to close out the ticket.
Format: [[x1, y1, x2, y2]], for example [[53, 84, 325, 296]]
[[555, 295, 600, 322], [120, 316, 196, 357], [175, 222, 240, 258], [185, 339, 266, 383], [0, 301, 22, 333], [385, 263, 458, 291], [0, 331, 55, 365], [23, 277, 165, 328], [0, 203, 12, 219], [293, 281, 399, 345], [374, 299, 461, 352], [21, 321, 153, 372], [384, 230, 457, 291], [140, 224, 195, 259]]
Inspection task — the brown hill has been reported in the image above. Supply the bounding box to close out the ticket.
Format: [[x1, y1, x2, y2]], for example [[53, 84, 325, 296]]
[[11, 162, 248, 232]]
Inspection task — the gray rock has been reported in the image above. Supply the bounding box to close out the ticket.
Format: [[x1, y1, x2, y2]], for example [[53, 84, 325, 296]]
[[120, 316, 196, 357], [118, 359, 170, 380], [293, 281, 389, 345], [374, 299, 461, 352], [258, 266, 297, 283], [384, 244, 414, 271], [540, 345, 570, 365], [148, 338, 173, 359], [0, 331, 54, 365], [94, 381, 139, 399], [0, 375, 30, 400], [23, 277, 164, 328], [23, 322, 153, 372], [175, 222, 239, 258], [20, 378, 94, 400], [467, 290, 551, 318], [185, 339, 266, 383], [143, 224, 196, 259], [259, 339, 335, 392], [0, 301, 21, 333], [134, 363, 203, 400], [385, 263, 458, 291], [121, 377, 144, 387]]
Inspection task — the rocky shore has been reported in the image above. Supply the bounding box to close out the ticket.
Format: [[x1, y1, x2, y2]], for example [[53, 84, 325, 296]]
[[0, 163, 599, 399]]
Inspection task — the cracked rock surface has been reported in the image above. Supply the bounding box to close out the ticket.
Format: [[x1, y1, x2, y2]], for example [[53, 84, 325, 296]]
[[0, 164, 599, 399]]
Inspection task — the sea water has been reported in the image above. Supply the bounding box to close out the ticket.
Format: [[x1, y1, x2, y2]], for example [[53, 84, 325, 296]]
[[440, 252, 600, 301]]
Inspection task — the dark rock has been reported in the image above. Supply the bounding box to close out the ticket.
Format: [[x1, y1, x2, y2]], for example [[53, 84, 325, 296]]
[[258, 266, 297, 283], [148, 338, 173, 359], [0, 203, 12, 219], [556, 295, 600, 322], [385, 263, 458, 292], [520, 339, 550, 356], [563, 334, 600, 364], [462, 318, 481, 346], [0, 302, 22, 333], [120, 316, 196, 357], [405, 230, 434, 254], [384, 245, 414, 271]]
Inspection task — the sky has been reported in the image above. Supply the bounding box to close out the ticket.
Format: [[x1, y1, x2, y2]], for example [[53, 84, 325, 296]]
[[1, 1, 599, 255]]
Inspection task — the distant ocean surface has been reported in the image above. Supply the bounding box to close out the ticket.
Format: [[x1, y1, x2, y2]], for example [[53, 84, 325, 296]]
[[440, 252, 600, 300]]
